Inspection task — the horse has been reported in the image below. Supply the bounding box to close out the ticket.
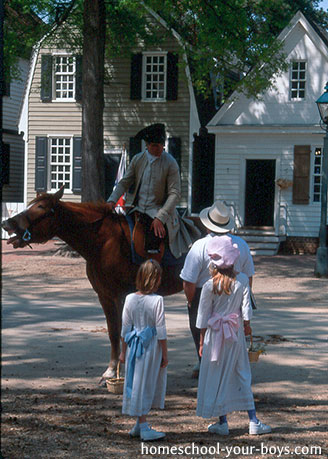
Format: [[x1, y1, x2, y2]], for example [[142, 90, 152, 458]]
[[2, 187, 185, 381]]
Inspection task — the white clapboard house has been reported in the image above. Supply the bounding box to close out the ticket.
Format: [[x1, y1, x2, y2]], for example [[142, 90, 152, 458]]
[[207, 11, 328, 255]]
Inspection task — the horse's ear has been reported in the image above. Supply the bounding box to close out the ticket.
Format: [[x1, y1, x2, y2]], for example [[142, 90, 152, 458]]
[[54, 185, 65, 201]]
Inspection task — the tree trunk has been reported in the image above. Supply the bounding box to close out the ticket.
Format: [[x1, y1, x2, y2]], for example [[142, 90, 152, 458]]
[[81, 0, 106, 202]]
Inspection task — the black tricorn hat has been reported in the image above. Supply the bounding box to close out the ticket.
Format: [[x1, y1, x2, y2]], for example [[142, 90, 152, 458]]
[[135, 123, 166, 144]]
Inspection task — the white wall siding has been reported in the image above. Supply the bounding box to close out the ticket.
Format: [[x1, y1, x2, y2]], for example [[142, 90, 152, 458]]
[[26, 45, 82, 204], [215, 132, 324, 237], [3, 58, 29, 132], [2, 58, 29, 204]]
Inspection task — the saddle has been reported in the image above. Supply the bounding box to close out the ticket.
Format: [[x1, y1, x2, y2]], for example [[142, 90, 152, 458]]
[[132, 213, 165, 263]]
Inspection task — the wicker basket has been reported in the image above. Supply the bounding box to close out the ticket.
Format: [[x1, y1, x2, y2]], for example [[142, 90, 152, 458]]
[[248, 334, 261, 363], [106, 362, 124, 394]]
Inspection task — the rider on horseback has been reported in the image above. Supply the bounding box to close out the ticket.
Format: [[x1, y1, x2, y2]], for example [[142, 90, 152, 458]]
[[107, 123, 200, 260]]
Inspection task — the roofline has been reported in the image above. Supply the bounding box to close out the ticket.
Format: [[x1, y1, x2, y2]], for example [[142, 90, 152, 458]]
[[207, 123, 323, 135], [142, 2, 200, 132], [207, 10, 328, 127]]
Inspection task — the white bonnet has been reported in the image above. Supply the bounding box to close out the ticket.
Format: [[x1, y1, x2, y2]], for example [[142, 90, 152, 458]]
[[207, 235, 240, 269]]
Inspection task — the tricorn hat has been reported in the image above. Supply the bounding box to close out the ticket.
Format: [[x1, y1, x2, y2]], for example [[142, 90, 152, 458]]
[[135, 123, 166, 144], [199, 200, 234, 233]]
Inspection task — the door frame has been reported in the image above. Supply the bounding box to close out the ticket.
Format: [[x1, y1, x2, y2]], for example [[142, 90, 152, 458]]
[[239, 153, 280, 233]]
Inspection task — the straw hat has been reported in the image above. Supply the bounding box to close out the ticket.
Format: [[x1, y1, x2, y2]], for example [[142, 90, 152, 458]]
[[199, 201, 234, 233]]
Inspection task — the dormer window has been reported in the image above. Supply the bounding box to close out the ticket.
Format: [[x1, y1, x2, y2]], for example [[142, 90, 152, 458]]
[[290, 61, 306, 100]]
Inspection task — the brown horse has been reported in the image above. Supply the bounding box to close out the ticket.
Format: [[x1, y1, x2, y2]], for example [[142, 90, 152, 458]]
[[2, 187, 184, 381]]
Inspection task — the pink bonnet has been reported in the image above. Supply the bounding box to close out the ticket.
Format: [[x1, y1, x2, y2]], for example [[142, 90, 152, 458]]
[[207, 235, 240, 269]]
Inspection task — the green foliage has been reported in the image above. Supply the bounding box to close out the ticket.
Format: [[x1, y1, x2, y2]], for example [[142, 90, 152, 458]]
[[4, 0, 51, 79], [5, 0, 328, 96], [145, 0, 328, 99]]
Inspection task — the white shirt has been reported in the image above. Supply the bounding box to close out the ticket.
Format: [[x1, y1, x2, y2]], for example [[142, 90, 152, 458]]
[[180, 233, 255, 288], [135, 149, 161, 219]]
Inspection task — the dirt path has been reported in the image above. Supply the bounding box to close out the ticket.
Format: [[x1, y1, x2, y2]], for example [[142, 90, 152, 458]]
[[1, 241, 327, 458]]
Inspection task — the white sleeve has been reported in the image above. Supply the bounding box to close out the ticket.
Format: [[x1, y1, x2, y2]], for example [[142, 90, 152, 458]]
[[180, 243, 202, 283], [196, 281, 214, 329], [241, 279, 253, 321], [155, 296, 167, 340], [121, 295, 133, 338], [240, 242, 255, 277]]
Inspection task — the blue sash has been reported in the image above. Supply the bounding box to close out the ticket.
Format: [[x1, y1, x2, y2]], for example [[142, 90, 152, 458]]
[[124, 326, 157, 398]]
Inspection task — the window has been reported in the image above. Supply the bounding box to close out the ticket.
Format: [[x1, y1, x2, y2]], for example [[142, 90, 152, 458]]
[[290, 61, 306, 100], [313, 147, 322, 202], [130, 52, 178, 101], [49, 138, 72, 191], [36, 136, 82, 193], [143, 53, 167, 101], [54, 56, 75, 100], [41, 54, 82, 103]]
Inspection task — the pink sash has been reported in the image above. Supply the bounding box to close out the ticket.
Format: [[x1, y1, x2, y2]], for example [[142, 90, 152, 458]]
[[207, 312, 239, 362]]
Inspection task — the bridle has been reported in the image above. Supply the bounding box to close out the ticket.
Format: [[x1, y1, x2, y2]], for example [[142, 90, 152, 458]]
[[20, 206, 57, 243]]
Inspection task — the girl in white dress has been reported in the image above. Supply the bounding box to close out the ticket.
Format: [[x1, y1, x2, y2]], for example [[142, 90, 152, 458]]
[[196, 236, 271, 436], [119, 259, 168, 441]]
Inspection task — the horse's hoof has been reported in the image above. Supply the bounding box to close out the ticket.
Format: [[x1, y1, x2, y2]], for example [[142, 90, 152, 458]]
[[100, 367, 116, 383]]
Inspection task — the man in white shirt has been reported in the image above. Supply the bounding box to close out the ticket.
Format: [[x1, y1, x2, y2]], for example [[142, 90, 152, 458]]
[[180, 200, 254, 377]]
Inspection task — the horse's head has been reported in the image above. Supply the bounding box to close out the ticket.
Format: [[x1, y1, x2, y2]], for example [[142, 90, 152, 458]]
[[2, 186, 65, 248]]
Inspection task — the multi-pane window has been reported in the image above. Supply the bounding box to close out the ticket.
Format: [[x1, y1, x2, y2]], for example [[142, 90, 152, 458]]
[[143, 54, 166, 100], [313, 147, 322, 202], [54, 56, 75, 100], [290, 61, 306, 99], [49, 138, 72, 191]]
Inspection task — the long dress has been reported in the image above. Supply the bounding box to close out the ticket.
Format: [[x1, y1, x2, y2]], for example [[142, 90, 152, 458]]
[[196, 273, 255, 418], [121, 292, 167, 416]]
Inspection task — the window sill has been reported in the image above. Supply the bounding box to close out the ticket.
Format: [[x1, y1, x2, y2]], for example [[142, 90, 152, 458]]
[[141, 99, 167, 103]]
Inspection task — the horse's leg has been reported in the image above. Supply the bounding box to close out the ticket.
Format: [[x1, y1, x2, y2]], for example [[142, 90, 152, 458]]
[[98, 294, 122, 382]]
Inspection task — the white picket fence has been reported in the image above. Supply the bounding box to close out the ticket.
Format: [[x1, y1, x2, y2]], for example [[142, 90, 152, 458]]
[[2, 202, 25, 239]]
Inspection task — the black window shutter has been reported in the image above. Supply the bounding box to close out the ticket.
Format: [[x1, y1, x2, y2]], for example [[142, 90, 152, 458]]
[[41, 55, 53, 102], [130, 53, 142, 100], [104, 153, 121, 199], [72, 137, 82, 193], [129, 137, 141, 161], [167, 52, 178, 100], [75, 55, 82, 103], [293, 145, 311, 204], [168, 137, 181, 170], [35, 137, 48, 191], [2, 143, 10, 184]]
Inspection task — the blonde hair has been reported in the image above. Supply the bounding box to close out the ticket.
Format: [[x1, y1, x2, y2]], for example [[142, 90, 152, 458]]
[[210, 264, 236, 296], [136, 259, 162, 294]]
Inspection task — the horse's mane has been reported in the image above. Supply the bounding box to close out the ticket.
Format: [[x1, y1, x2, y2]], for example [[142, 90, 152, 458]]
[[29, 193, 119, 222]]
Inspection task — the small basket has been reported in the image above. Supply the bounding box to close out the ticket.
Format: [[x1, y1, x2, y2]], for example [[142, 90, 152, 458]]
[[248, 334, 261, 363], [106, 362, 124, 394]]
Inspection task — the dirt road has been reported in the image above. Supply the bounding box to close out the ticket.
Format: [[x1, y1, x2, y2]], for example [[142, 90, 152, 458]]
[[1, 241, 327, 458]]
